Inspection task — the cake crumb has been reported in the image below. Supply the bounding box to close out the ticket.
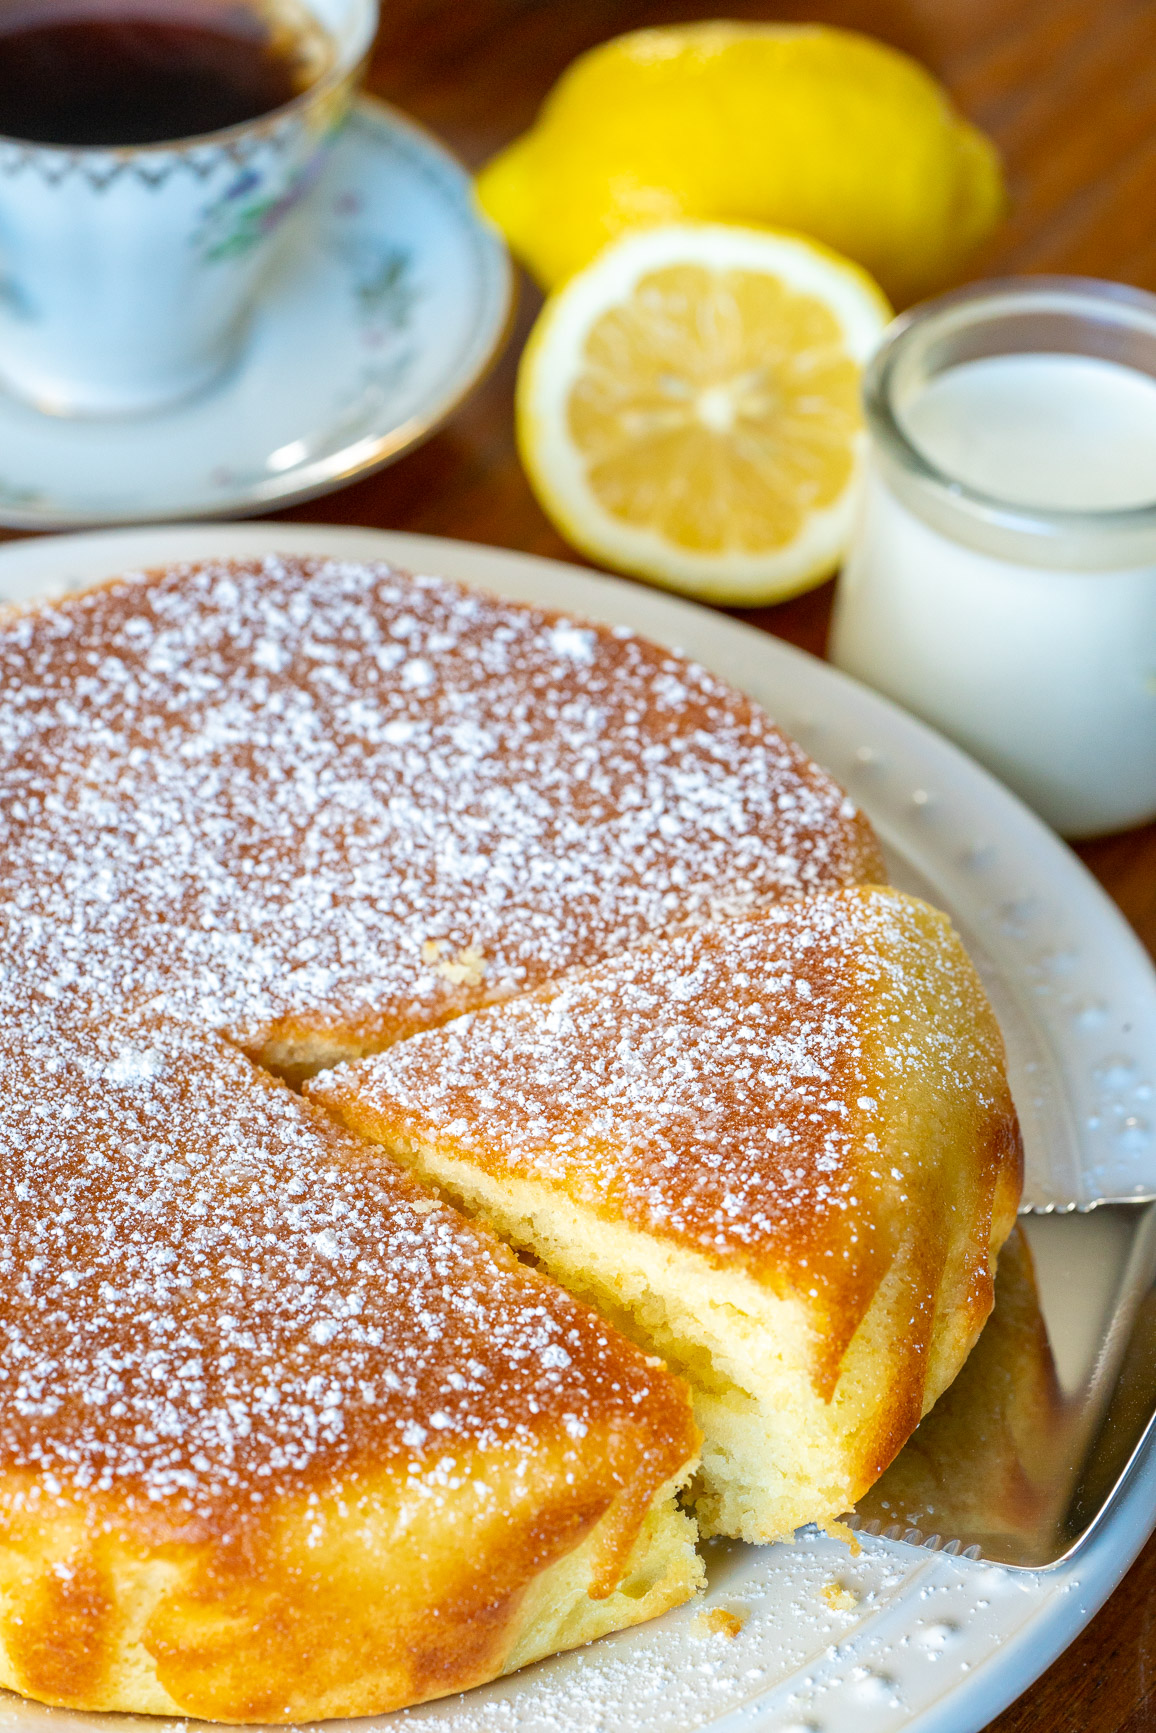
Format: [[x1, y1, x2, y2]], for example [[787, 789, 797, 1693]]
[[696, 1607, 745, 1639], [423, 939, 487, 987], [826, 1519, 862, 1556], [821, 1581, 860, 1612]]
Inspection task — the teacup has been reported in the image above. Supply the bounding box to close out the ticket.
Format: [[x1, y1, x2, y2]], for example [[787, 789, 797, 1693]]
[[0, 0, 377, 417]]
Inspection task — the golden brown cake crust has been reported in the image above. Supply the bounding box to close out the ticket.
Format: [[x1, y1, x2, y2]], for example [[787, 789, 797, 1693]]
[[0, 554, 882, 1070], [857, 1226, 1070, 1564], [0, 1009, 700, 1720]]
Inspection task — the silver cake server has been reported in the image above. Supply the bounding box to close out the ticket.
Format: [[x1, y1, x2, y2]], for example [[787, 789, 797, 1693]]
[[847, 1201, 1156, 1568]]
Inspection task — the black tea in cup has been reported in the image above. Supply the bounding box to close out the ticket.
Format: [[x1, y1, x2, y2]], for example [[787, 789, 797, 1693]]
[[0, 0, 332, 146]]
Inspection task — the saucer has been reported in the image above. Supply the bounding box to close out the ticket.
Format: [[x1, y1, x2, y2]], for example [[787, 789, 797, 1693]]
[[0, 99, 513, 528]]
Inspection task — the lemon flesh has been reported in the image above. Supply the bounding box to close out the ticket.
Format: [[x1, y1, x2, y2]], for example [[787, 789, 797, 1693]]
[[517, 223, 891, 605], [479, 22, 1005, 307]]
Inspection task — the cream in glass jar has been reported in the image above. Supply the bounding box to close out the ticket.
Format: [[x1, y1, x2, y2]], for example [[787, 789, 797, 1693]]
[[830, 278, 1156, 838]]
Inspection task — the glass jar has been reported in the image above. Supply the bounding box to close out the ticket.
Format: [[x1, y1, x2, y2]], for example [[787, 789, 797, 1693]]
[[830, 276, 1156, 838]]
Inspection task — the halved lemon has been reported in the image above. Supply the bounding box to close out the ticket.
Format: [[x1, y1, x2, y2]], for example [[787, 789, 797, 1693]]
[[516, 223, 892, 605]]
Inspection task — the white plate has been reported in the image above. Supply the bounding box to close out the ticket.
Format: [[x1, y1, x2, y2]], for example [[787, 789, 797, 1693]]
[[3, 524, 1156, 1733], [0, 104, 512, 529]]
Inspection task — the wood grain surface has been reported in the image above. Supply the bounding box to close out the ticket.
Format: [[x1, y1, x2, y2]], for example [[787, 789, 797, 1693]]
[[291, 1, 1154, 1724]]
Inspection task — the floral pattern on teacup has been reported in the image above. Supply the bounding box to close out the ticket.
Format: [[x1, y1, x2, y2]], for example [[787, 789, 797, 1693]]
[[194, 153, 325, 262]]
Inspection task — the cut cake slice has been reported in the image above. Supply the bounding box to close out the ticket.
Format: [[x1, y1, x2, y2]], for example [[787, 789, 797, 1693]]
[[0, 1006, 701, 1723], [307, 886, 1024, 1544]]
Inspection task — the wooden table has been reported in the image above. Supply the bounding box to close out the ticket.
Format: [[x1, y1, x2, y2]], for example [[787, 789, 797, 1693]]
[[278, 1, 1156, 1725]]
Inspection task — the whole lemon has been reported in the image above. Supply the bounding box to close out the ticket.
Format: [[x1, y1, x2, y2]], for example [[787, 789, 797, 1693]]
[[477, 22, 1005, 308]]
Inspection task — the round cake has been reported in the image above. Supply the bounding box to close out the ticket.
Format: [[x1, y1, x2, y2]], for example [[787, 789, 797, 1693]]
[[0, 553, 1019, 1721]]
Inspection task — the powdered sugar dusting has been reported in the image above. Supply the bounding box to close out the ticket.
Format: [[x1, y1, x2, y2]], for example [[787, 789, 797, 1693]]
[[0, 555, 877, 1055], [0, 1008, 690, 1515], [309, 890, 1005, 1328]]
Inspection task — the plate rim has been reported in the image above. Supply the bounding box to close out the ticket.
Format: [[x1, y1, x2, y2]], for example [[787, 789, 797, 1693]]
[[2, 521, 1156, 1733], [0, 100, 516, 532]]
